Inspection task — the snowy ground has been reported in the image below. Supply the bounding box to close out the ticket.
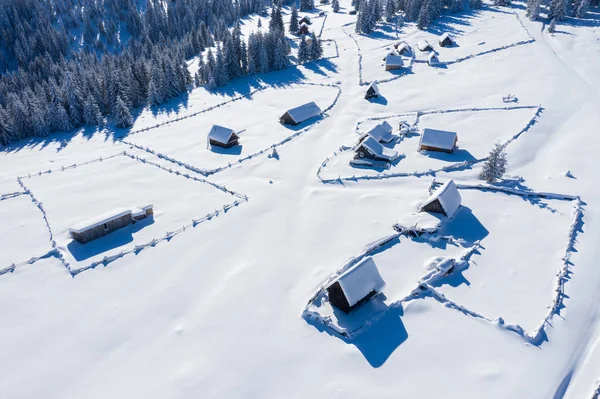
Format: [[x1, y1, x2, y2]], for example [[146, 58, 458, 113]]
[[2, 0, 600, 398]]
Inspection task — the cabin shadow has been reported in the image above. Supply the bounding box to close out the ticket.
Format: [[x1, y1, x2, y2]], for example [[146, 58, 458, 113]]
[[437, 206, 489, 244], [210, 144, 243, 155], [419, 148, 477, 163], [67, 217, 154, 262], [369, 95, 388, 105], [343, 302, 408, 368]]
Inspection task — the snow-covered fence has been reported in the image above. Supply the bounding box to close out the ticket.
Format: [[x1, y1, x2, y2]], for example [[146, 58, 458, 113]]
[[0, 249, 58, 277], [0, 191, 27, 201], [318, 14, 328, 38], [316, 105, 541, 184], [16, 152, 124, 180]]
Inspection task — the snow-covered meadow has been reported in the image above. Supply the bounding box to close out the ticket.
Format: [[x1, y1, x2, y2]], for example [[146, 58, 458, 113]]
[[2, 0, 600, 398]]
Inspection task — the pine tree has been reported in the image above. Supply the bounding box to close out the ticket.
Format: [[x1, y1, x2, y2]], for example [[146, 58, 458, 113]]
[[332, 0, 341, 12], [298, 36, 310, 63], [113, 95, 133, 128], [259, 41, 270, 72], [469, 0, 483, 9], [417, 0, 434, 29], [548, 0, 567, 20], [0, 107, 14, 146], [526, 0, 541, 20], [273, 38, 289, 70], [385, 0, 396, 21], [574, 0, 590, 17], [83, 94, 103, 126], [148, 67, 164, 106], [548, 18, 557, 33], [479, 143, 507, 183], [309, 33, 323, 60], [289, 6, 300, 33]]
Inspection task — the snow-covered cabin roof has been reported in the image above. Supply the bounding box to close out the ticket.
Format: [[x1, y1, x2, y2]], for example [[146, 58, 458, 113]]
[[358, 136, 398, 161], [419, 180, 462, 218], [419, 128, 456, 151], [299, 16, 311, 23], [367, 82, 380, 96], [364, 121, 394, 143], [327, 257, 386, 307], [428, 52, 439, 64], [208, 125, 236, 144], [439, 32, 452, 43], [299, 22, 309, 28], [417, 40, 432, 51], [285, 102, 322, 124], [382, 50, 398, 61], [131, 204, 153, 218], [68, 208, 131, 234], [395, 42, 410, 53], [385, 54, 403, 67]]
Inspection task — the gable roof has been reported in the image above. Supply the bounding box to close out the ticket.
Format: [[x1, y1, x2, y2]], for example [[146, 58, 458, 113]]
[[285, 102, 321, 124], [327, 257, 386, 307], [69, 208, 131, 234], [440, 32, 452, 42], [419, 128, 456, 150], [208, 125, 236, 144], [366, 81, 380, 96], [299, 16, 311, 23], [396, 42, 410, 53], [417, 40, 432, 51], [363, 121, 394, 143], [428, 52, 439, 63], [385, 54, 403, 67], [358, 136, 398, 161], [419, 180, 462, 218]]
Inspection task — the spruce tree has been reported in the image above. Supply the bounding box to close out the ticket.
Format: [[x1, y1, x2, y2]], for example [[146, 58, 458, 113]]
[[574, 0, 589, 17], [259, 41, 270, 72], [479, 143, 507, 183], [548, 0, 567, 20], [83, 94, 103, 126], [526, 0, 541, 20], [113, 95, 133, 128], [385, 0, 396, 21], [332, 0, 341, 12], [469, 0, 483, 9], [298, 36, 310, 63], [289, 6, 300, 33]]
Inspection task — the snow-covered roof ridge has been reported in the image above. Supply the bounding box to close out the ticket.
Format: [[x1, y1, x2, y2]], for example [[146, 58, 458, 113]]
[[364, 121, 394, 143], [419, 128, 456, 150], [327, 257, 386, 307], [360, 136, 398, 160], [286, 102, 322, 124], [419, 180, 462, 218], [367, 81, 380, 95], [417, 40, 432, 51], [385, 54, 403, 66], [68, 208, 131, 234], [208, 125, 236, 143], [440, 32, 451, 41]]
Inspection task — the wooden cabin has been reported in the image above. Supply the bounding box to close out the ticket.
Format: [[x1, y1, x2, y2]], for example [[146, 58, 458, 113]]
[[428, 52, 439, 66], [69, 205, 154, 244], [358, 121, 394, 144], [208, 125, 240, 149], [385, 54, 403, 71], [364, 82, 380, 99], [394, 42, 410, 55], [298, 22, 310, 35], [418, 128, 457, 153], [417, 40, 433, 52], [326, 257, 386, 313], [299, 16, 312, 25], [354, 136, 398, 163], [419, 180, 462, 218], [439, 32, 453, 47], [280, 102, 321, 126]]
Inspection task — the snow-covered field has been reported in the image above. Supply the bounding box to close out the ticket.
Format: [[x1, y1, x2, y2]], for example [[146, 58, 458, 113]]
[[2, 1, 600, 398]]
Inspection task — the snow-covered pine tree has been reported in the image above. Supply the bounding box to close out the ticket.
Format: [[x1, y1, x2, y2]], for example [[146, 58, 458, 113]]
[[417, 0, 433, 29], [298, 36, 310, 63], [574, 0, 590, 17], [548, 18, 557, 32], [332, 0, 341, 12], [214, 45, 230, 86], [309, 33, 324, 60], [273, 38, 289, 70], [197, 57, 207, 85], [526, 0, 542, 20], [259, 40, 270, 72], [469, 0, 483, 9], [385, 0, 396, 21], [289, 6, 300, 33], [548, 0, 567, 20], [493, 0, 511, 6], [479, 143, 507, 183], [148, 67, 164, 106], [113, 95, 133, 128], [83, 94, 103, 126], [50, 98, 73, 132], [0, 107, 14, 146], [240, 41, 249, 74], [65, 75, 84, 127], [372, 0, 383, 22]]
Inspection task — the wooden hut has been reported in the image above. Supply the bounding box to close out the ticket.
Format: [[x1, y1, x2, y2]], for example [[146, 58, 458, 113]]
[[364, 82, 380, 100], [427, 52, 439, 66], [299, 16, 312, 25], [326, 257, 386, 313], [417, 40, 433, 52], [358, 121, 394, 144], [208, 125, 240, 149], [419, 180, 462, 218], [385, 54, 403, 71], [394, 42, 410, 55], [354, 136, 398, 163], [69, 208, 133, 244], [382, 50, 398, 61], [298, 22, 310, 35], [280, 102, 321, 125], [439, 32, 453, 47], [418, 128, 457, 153]]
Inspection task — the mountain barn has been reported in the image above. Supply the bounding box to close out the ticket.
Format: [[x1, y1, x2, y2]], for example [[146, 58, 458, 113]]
[[365, 82, 380, 99], [354, 136, 399, 162], [439, 32, 453, 47], [326, 257, 387, 313], [394, 42, 410, 55], [417, 40, 434, 52], [280, 102, 322, 125], [418, 128, 457, 153], [208, 125, 240, 148], [69, 209, 133, 244], [359, 121, 394, 144], [385, 54, 403, 71], [428, 52, 439, 66], [299, 16, 312, 25], [298, 22, 310, 35], [419, 180, 462, 218]]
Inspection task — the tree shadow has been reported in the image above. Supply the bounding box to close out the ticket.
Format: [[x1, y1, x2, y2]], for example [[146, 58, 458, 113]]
[[67, 216, 154, 262]]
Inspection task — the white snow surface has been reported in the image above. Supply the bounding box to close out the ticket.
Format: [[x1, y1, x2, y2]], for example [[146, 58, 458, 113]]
[[2, 2, 600, 398], [328, 256, 386, 307]]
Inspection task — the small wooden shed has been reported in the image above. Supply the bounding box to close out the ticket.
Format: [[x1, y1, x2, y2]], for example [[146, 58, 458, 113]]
[[419, 180, 462, 218], [428, 52, 439, 66], [385, 54, 403, 71], [394, 42, 410, 55], [326, 257, 386, 313], [354, 136, 398, 163], [208, 125, 240, 148], [298, 22, 310, 35], [365, 82, 380, 99], [418, 128, 457, 153], [69, 208, 133, 244], [417, 40, 433, 52], [280, 102, 321, 125], [439, 32, 453, 47]]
